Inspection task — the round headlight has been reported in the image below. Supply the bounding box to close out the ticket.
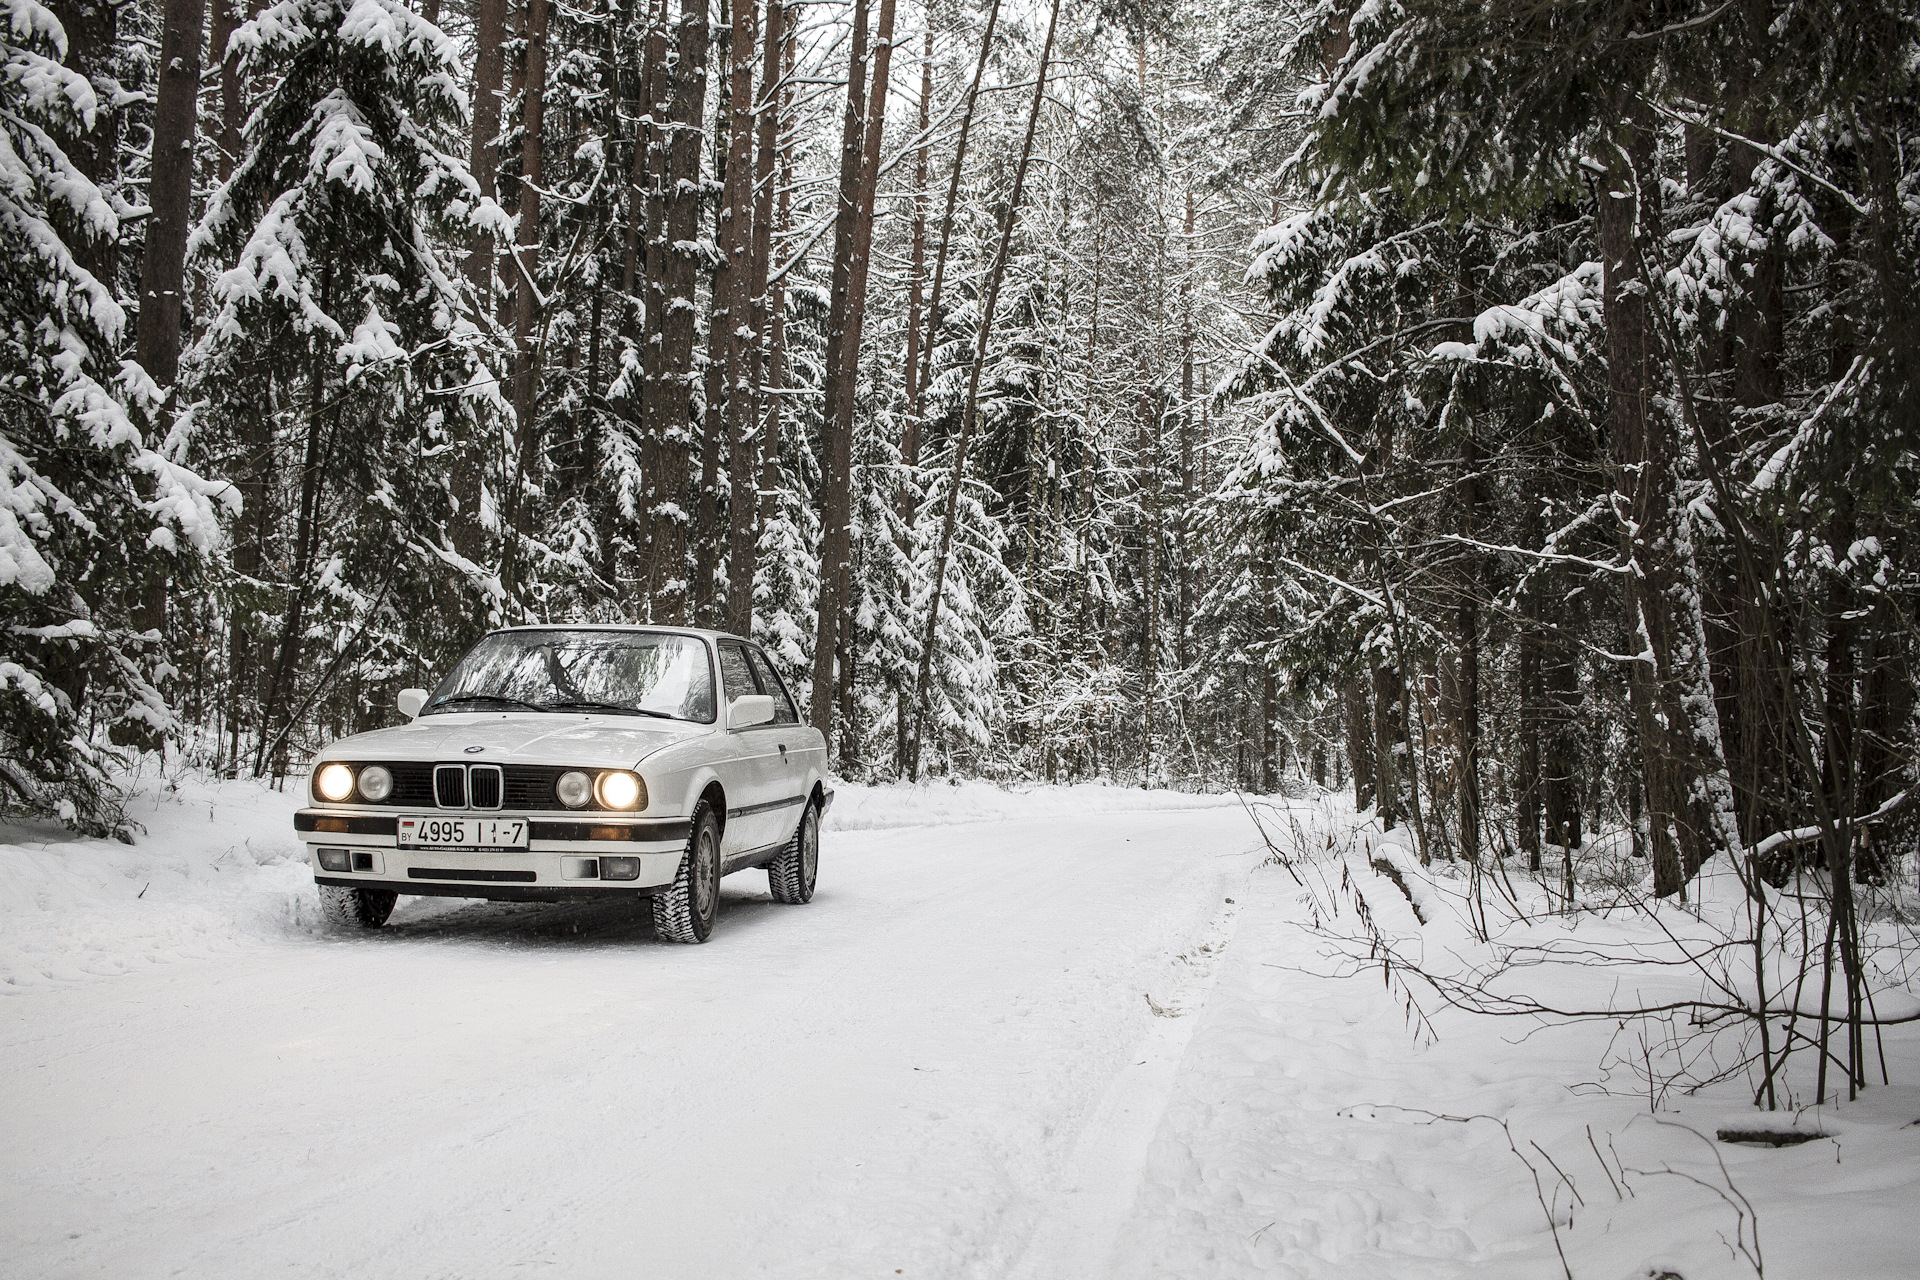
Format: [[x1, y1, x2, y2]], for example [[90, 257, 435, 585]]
[[315, 763, 356, 803], [595, 770, 644, 810], [357, 765, 393, 802], [556, 770, 593, 809]]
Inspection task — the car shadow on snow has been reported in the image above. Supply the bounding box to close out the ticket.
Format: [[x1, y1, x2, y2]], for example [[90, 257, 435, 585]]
[[368, 876, 793, 949]]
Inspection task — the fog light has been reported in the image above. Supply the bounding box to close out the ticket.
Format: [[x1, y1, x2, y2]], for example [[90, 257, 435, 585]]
[[357, 765, 393, 802], [317, 848, 351, 872], [601, 856, 641, 881], [595, 770, 644, 810], [556, 770, 593, 809], [315, 763, 355, 802]]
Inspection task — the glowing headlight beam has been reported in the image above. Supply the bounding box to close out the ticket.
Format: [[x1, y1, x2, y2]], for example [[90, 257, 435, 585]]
[[315, 763, 356, 803], [595, 770, 643, 810]]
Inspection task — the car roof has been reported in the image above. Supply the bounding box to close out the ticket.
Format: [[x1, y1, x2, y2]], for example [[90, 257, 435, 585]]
[[493, 623, 750, 645]]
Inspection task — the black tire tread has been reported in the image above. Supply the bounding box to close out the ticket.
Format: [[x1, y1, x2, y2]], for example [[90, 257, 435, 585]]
[[766, 800, 817, 905], [318, 884, 397, 929], [653, 801, 718, 943]]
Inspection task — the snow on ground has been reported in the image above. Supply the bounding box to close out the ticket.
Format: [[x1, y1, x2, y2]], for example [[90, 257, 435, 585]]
[[825, 778, 1251, 832], [2, 774, 1915, 1279], [1115, 807, 1920, 1280]]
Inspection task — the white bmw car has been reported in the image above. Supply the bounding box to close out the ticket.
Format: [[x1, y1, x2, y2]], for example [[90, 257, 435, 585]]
[[294, 625, 829, 943]]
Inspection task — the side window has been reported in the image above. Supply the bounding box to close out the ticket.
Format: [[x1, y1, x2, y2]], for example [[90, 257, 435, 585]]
[[747, 648, 799, 724], [717, 641, 758, 706]]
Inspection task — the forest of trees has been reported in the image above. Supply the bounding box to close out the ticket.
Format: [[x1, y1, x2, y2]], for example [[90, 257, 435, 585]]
[[5, 0, 1916, 912]]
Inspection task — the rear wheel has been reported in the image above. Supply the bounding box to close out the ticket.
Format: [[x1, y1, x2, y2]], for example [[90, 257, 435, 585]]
[[654, 801, 720, 943], [318, 885, 397, 929], [766, 799, 819, 905]]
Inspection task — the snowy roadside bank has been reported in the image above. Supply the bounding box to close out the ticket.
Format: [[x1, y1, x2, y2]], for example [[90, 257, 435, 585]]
[[0, 776, 320, 992], [1113, 800, 1920, 1280]]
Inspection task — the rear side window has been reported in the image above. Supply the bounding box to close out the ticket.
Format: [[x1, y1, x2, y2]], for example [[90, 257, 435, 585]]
[[717, 641, 758, 705], [747, 648, 800, 724]]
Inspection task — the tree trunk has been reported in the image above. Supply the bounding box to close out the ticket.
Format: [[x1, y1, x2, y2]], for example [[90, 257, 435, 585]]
[[505, 0, 552, 601], [1139, 361, 1158, 789], [466, 0, 510, 299], [696, 16, 734, 627], [635, 0, 673, 614], [651, 0, 709, 624], [899, 34, 933, 463], [255, 276, 336, 776], [1372, 659, 1401, 829], [1456, 430, 1482, 863], [210, 0, 255, 183], [736, 0, 787, 639], [127, 0, 206, 676], [812, 0, 900, 753], [808, 0, 871, 746], [1540, 623, 1583, 857], [907, 0, 1005, 419], [1599, 96, 1738, 897], [135, 0, 205, 393], [1176, 188, 1194, 676], [1346, 682, 1376, 810], [720, 0, 762, 636], [456, 0, 510, 566], [891, 36, 932, 776], [51, 0, 120, 319], [905, 0, 1061, 779]]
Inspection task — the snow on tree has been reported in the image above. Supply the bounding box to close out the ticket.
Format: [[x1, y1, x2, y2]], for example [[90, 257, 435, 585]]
[[185, 0, 505, 774], [0, 0, 230, 831]]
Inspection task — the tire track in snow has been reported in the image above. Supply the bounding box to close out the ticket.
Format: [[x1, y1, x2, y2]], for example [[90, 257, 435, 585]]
[[1008, 893, 1244, 1280]]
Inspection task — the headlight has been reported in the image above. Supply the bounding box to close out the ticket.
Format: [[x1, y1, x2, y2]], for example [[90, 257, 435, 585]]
[[357, 765, 393, 802], [556, 770, 593, 809], [595, 770, 644, 810], [315, 763, 356, 803]]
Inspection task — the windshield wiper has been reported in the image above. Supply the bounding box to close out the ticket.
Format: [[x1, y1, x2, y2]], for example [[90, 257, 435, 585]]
[[429, 693, 549, 713], [545, 699, 674, 719]]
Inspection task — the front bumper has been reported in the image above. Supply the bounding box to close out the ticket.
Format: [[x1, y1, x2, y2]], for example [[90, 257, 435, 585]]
[[296, 808, 689, 894]]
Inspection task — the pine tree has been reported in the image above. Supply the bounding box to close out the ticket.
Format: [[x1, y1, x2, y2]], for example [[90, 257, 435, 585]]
[[0, 0, 229, 829], [188, 0, 501, 774]]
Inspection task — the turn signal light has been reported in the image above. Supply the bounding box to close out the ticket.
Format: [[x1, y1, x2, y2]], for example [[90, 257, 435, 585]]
[[600, 857, 641, 881]]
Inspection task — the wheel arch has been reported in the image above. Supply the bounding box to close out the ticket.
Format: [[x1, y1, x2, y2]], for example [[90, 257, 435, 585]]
[[698, 777, 728, 839]]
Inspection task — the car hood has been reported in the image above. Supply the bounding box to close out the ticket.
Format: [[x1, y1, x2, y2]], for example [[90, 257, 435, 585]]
[[318, 713, 707, 770]]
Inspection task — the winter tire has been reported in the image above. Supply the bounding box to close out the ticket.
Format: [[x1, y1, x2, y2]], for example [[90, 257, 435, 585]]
[[766, 798, 818, 905], [654, 801, 720, 943], [318, 884, 397, 929]]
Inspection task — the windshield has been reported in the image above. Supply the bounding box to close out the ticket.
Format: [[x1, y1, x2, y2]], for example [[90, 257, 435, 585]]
[[425, 629, 716, 723]]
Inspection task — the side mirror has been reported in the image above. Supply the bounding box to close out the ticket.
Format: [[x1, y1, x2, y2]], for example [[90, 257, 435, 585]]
[[397, 688, 428, 720], [728, 694, 774, 729]]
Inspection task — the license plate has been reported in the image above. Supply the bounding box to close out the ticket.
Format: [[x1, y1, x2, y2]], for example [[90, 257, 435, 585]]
[[397, 816, 528, 849]]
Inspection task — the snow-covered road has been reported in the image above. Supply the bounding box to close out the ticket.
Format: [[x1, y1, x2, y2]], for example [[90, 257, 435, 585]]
[[2, 801, 1266, 1280], [8, 781, 1916, 1280]]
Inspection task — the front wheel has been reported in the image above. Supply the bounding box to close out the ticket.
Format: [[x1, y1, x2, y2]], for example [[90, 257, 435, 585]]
[[318, 884, 397, 929], [654, 801, 720, 943], [766, 799, 819, 905]]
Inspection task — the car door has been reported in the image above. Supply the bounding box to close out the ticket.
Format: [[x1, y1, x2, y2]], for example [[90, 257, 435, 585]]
[[745, 645, 809, 842], [716, 639, 782, 853]]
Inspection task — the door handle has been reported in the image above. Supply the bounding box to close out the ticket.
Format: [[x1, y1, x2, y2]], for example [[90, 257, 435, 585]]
[[778, 743, 788, 759]]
